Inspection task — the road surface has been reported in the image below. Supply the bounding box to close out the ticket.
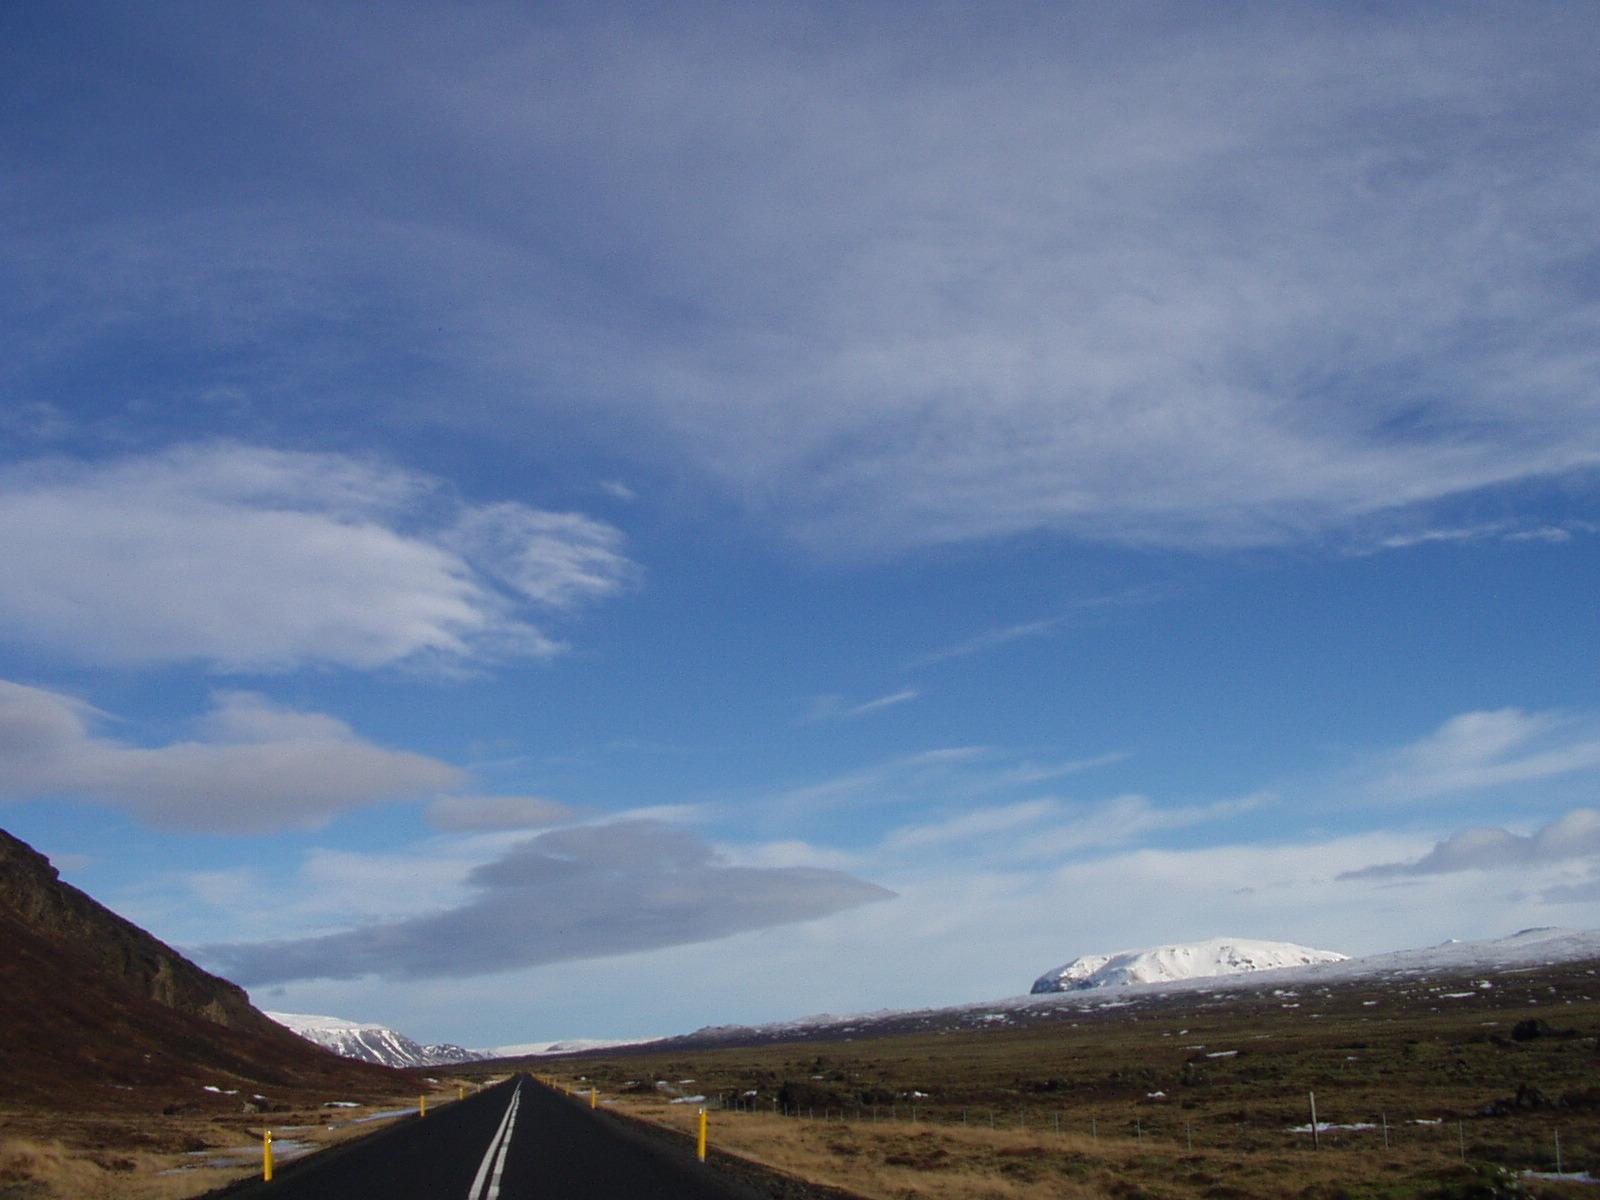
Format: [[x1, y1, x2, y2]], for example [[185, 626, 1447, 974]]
[[212, 1075, 771, 1199]]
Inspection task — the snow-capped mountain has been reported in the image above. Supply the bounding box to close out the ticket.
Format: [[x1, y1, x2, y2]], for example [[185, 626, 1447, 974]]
[[1031, 937, 1348, 994], [266, 1011, 486, 1069], [645, 927, 1599, 1053], [487, 1037, 652, 1059]]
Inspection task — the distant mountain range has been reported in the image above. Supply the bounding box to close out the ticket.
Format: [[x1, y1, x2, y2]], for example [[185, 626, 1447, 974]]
[[263, 1014, 653, 1067], [9, 816, 1594, 1096], [640, 926, 1600, 1052], [488, 1037, 650, 1059], [266, 1011, 487, 1069], [284, 928, 1600, 1063], [1031, 937, 1349, 993]]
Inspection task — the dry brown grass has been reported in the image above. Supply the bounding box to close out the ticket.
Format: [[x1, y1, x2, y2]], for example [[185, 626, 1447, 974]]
[[593, 1092, 1507, 1200], [519, 962, 1600, 1199], [0, 1135, 238, 1200], [0, 1079, 474, 1200]]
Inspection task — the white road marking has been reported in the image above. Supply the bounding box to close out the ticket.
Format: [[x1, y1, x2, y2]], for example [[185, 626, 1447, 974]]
[[468, 1082, 522, 1200]]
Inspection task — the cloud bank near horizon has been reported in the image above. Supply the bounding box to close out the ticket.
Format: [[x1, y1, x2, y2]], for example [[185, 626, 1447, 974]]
[[1341, 809, 1600, 880]]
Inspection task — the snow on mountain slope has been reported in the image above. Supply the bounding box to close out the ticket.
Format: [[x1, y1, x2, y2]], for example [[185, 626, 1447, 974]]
[[650, 927, 1600, 1052], [1031, 937, 1349, 994], [487, 1036, 653, 1059], [266, 1011, 485, 1069]]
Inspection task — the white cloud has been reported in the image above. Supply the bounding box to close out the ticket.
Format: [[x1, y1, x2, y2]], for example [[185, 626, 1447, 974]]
[[885, 799, 1058, 852], [498, 11, 1600, 554], [445, 502, 637, 611], [1349, 521, 1593, 554], [997, 753, 1130, 787], [0, 444, 635, 671], [882, 792, 1263, 862], [1375, 709, 1600, 801], [1341, 809, 1600, 879], [0, 680, 462, 832], [904, 595, 1156, 670], [13, 11, 1600, 556], [805, 687, 921, 723], [764, 746, 992, 816], [907, 617, 1070, 669], [845, 688, 919, 717]]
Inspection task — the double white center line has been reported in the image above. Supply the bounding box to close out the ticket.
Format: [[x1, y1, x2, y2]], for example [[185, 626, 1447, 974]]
[[468, 1081, 522, 1200]]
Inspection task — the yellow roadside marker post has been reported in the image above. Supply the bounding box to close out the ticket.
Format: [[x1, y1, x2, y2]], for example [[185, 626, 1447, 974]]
[[590, 1087, 598, 1109], [262, 1129, 273, 1182], [458, 1085, 465, 1101], [420, 1094, 427, 1118], [697, 1108, 708, 1163]]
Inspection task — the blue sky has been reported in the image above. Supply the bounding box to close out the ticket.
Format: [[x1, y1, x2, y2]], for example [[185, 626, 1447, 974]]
[[3, 2, 1599, 1047]]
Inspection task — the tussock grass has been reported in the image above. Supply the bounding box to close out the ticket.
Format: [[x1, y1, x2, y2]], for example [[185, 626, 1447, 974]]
[[607, 1096, 1512, 1200], [0, 1135, 238, 1200]]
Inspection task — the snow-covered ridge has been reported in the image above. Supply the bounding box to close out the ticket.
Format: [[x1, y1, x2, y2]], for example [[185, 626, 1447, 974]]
[[486, 1037, 653, 1059], [659, 927, 1600, 1051], [1031, 937, 1349, 994], [266, 1011, 485, 1069]]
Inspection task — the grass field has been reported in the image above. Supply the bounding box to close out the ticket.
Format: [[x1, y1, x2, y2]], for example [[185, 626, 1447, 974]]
[[0, 1083, 470, 1200], [520, 958, 1600, 1199]]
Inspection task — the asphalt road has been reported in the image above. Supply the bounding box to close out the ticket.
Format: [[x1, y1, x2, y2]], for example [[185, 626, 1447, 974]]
[[212, 1075, 771, 1199]]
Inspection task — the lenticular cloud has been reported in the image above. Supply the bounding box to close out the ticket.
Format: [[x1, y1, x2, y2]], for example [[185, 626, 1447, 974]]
[[200, 820, 895, 983]]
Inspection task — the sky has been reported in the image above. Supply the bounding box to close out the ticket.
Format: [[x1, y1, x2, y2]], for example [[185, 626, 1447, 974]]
[[2, 1, 1599, 1050]]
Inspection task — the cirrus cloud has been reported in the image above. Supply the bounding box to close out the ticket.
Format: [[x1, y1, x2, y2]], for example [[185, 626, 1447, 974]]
[[9, 9, 1600, 556], [1373, 709, 1600, 802]]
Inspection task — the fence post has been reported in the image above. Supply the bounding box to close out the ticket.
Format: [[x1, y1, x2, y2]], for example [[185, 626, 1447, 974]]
[[1308, 1092, 1318, 1150]]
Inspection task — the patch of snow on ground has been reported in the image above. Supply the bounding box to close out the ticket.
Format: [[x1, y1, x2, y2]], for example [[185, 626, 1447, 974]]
[[1522, 1171, 1599, 1185]]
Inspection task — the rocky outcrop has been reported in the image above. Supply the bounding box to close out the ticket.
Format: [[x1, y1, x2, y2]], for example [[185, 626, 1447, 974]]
[[0, 827, 265, 1031], [0, 826, 408, 1111]]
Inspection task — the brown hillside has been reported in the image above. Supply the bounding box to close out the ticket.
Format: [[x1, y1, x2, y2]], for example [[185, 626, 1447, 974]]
[[0, 827, 408, 1113]]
